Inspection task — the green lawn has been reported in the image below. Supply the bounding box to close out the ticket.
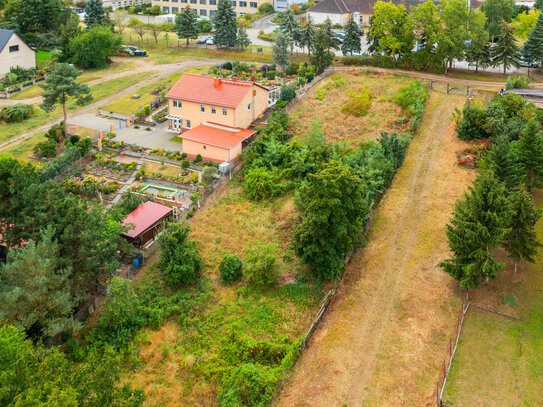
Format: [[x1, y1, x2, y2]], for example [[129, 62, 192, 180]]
[[442, 191, 543, 407], [35, 50, 52, 70]]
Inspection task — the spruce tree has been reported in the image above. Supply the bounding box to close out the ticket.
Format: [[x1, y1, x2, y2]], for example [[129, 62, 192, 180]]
[[504, 189, 541, 272], [492, 20, 521, 74], [482, 134, 523, 190], [342, 17, 362, 55], [279, 9, 300, 51], [522, 11, 543, 64], [439, 171, 512, 289], [236, 24, 251, 50], [323, 18, 340, 50], [516, 119, 543, 190], [175, 6, 198, 46], [299, 17, 315, 56], [272, 31, 290, 71], [214, 0, 237, 48], [84, 0, 107, 28], [311, 26, 335, 72]]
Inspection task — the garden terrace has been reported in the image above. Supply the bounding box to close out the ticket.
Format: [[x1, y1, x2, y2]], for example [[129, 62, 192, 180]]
[[290, 70, 414, 147]]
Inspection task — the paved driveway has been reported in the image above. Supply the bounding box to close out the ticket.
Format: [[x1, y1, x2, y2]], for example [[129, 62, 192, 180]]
[[112, 122, 183, 151]]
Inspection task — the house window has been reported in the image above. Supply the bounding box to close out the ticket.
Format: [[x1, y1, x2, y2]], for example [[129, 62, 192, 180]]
[[210, 9, 216, 15], [250, 1, 257, 7], [186, 119, 191, 128], [210, 0, 216, 4], [9, 45, 19, 53], [172, 6, 178, 11], [181, 0, 187, 3], [190, 0, 196, 4], [239, 1, 246, 6], [200, 0, 206, 4], [162, 5, 169, 11], [200, 104, 205, 113], [211, 106, 216, 115], [173, 100, 182, 108], [222, 108, 227, 116], [200, 8, 207, 15], [247, 103, 251, 111], [231, 0, 236, 6]]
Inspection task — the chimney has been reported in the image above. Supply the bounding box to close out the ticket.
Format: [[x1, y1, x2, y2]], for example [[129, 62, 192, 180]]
[[214, 77, 221, 87]]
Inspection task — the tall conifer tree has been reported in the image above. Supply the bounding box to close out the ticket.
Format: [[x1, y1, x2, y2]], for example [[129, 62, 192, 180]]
[[516, 119, 543, 190], [175, 6, 198, 46], [214, 0, 237, 47], [342, 17, 362, 55], [299, 17, 315, 56], [492, 20, 521, 73], [439, 171, 512, 288], [504, 189, 541, 272], [483, 134, 523, 190], [522, 11, 543, 64], [84, 0, 107, 28]]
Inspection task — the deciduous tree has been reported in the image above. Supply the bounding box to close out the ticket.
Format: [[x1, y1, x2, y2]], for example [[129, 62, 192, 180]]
[[69, 25, 122, 69], [481, 0, 516, 41]]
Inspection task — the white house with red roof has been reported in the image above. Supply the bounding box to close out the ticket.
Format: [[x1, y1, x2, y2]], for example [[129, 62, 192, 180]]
[[164, 74, 270, 162]]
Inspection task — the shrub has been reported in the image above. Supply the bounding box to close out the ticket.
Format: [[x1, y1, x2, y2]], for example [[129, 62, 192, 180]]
[[286, 63, 299, 75], [70, 26, 122, 69], [143, 105, 151, 116], [266, 70, 276, 80], [258, 2, 274, 13], [202, 166, 216, 182], [341, 88, 372, 116], [181, 159, 191, 169], [196, 19, 213, 33], [158, 222, 203, 286], [280, 84, 296, 102], [315, 88, 327, 100], [275, 100, 288, 108], [395, 80, 429, 132], [195, 154, 203, 162], [218, 363, 279, 407], [189, 171, 199, 183], [223, 61, 233, 70], [0, 103, 34, 122], [34, 139, 57, 157], [245, 167, 276, 200], [219, 254, 243, 284], [455, 104, 488, 141], [244, 243, 279, 288], [506, 75, 530, 89]]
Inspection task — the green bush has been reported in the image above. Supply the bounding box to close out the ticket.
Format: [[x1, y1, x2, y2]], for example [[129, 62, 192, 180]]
[[202, 166, 216, 182], [341, 88, 372, 116], [181, 159, 191, 169], [218, 363, 279, 407], [69, 26, 122, 69], [196, 19, 213, 33], [286, 62, 299, 75], [0, 103, 34, 122], [275, 100, 288, 108], [258, 2, 274, 13], [455, 104, 488, 141], [505, 75, 530, 89], [158, 222, 203, 286], [219, 254, 243, 284], [245, 167, 277, 200], [280, 84, 296, 102], [195, 154, 203, 162], [244, 244, 279, 288], [395, 80, 429, 133], [266, 70, 276, 80], [189, 171, 199, 183], [34, 139, 57, 157]]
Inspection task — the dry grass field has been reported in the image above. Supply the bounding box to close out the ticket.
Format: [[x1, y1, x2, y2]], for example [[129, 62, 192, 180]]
[[442, 191, 543, 407], [290, 71, 413, 147]]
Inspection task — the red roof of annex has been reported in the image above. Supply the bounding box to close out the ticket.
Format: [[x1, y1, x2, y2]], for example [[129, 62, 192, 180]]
[[181, 122, 256, 149], [121, 201, 172, 238], [165, 74, 269, 108]]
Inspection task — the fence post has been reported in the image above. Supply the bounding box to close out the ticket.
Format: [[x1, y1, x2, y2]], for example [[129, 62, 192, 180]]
[[126, 118, 131, 127], [447, 83, 450, 94], [110, 124, 114, 133]]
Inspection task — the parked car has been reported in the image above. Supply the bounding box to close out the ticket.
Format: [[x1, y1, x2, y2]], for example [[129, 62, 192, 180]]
[[197, 35, 213, 44], [206, 38, 214, 45], [520, 59, 539, 68], [358, 28, 364, 36]]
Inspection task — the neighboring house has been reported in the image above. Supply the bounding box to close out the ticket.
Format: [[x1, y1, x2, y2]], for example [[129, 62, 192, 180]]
[[121, 201, 172, 248], [150, 0, 272, 17], [165, 74, 269, 131], [0, 29, 36, 78], [104, 0, 150, 10], [274, 0, 307, 12]]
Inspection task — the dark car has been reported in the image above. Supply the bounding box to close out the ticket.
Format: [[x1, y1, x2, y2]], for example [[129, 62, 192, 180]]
[[358, 28, 364, 36]]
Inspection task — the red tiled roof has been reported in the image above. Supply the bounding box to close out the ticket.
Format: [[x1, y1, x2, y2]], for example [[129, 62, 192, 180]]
[[181, 123, 256, 149], [165, 74, 269, 108], [121, 201, 172, 239]]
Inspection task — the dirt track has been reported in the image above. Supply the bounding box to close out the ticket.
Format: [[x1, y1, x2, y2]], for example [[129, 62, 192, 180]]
[[274, 92, 476, 407]]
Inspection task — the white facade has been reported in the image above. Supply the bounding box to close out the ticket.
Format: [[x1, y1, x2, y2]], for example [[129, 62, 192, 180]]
[[308, 11, 346, 25], [274, 0, 307, 12], [0, 32, 35, 78]]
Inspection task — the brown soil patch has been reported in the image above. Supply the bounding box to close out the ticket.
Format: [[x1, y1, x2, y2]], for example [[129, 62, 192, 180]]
[[274, 92, 476, 407]]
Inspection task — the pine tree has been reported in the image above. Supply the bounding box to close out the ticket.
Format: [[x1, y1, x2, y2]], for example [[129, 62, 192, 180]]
[[311, 26, 334, 72], [214, 0, 237, 48], [522, 11, 543, 64], [299, 17, 315, 56], [342, 17, 362, 55], [272, 31, 290, 71], [323, 18, 340, 50], [175, 6, 198, 46], [482, 134, 523, 190], [279, 9, 299, 51], [236, 24, 251, 50], [492, 20, 521, 74], [516, 119, 543, 190], [84, 0, 107, 28], [439, 171, 512, 289], [504, 189, 541, 272]]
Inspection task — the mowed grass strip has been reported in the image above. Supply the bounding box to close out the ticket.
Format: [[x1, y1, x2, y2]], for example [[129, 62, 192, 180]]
[[290, 71, 413, 147], [442, 192, 543, 407]]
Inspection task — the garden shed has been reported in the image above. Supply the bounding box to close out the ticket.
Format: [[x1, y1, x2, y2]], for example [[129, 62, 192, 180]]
[[121, 201, 172, 248]]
